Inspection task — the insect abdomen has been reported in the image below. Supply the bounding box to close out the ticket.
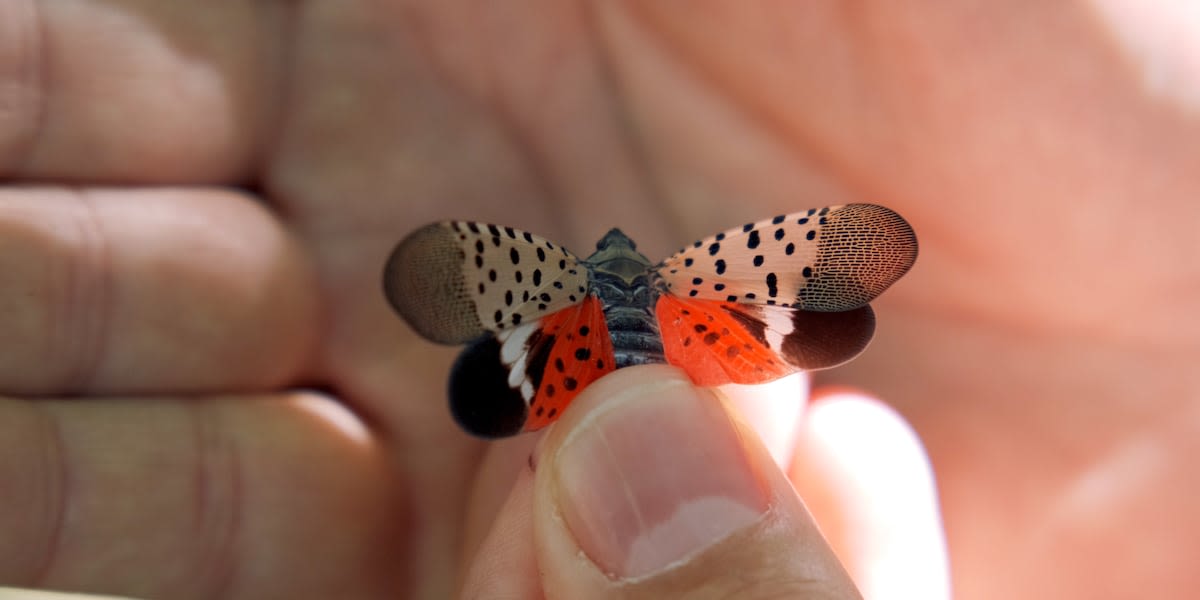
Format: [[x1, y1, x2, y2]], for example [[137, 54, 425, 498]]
[[605, 305, 665, 367], [590, 274, 665, 367]]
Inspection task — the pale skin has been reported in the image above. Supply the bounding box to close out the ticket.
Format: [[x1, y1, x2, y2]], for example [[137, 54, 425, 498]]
[[1, 2, 1197, 599]]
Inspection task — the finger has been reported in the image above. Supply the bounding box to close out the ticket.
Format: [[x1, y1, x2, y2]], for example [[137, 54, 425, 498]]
[[0, 589, 132, 600], [457, 465, 541, 600], [790, 390, 950, 600], [0, 393, 405, 599], [717, 373, 809, 467], [455, 433, 539, 583], [0, 1, 275, 180], [0, 187, 317, 394], [532, 366, 857, 599], [455, 372, 814, 596]]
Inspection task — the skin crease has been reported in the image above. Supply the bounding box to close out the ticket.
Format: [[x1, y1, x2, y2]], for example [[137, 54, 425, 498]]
[[0, 1, 1197, 598]]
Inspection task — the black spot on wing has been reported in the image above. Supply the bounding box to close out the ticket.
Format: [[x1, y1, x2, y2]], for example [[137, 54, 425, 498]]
[[449, 335, 527, 438]]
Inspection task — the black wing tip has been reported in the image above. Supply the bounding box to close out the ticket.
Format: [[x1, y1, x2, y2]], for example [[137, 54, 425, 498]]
[[780, 304, 876, 370], [449, 336, 529, 439], [451, 401, 527, 439]]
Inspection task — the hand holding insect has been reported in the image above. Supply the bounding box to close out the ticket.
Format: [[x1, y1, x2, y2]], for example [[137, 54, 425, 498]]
[[0, 3, 1188, 599]]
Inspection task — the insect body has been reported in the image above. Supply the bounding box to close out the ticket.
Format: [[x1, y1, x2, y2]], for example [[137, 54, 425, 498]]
[[384, 204, 917, 438]]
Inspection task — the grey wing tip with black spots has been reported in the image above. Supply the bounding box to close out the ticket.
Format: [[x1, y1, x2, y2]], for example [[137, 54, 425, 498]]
[[383, 222, 487, 345], [798, 204, 918, 312]]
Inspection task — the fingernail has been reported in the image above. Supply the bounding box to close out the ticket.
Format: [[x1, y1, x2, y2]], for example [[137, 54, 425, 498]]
[[553, 377, 769, 579]]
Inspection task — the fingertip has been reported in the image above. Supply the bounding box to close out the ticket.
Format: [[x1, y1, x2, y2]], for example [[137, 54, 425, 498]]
[[0, 588, 137, 599], [717, 372, 810, 468], [531, 365, 858, 598], [458, 467, 541, 600], [794, 391, 950, 600]]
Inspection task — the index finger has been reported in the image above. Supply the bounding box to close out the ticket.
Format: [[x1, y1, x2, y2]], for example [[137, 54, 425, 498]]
[[0, 1, 273, 181], [0, 187, 317, 395]]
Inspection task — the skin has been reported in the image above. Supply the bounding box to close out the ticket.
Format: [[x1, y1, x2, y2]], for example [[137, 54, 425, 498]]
[[1, 1, 1197, 598]]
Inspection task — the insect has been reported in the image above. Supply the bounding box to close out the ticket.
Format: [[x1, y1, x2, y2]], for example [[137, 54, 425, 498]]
[[383, 204, 917, 438]]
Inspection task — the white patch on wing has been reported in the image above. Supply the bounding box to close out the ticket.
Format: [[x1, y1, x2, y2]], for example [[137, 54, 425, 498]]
[[501, 321, 538, 364], [508, 353, 528, 388], [760, 306, 796, 351], [520, 380, 535, 401]]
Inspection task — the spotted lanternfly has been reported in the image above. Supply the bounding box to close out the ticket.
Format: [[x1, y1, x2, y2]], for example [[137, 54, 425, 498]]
[[383, 204, 917, 438]]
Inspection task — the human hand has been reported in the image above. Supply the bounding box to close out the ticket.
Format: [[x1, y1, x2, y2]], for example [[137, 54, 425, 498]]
[[455, 362, 953, 599], [2, 2, 1195, 599], [0, 2, 939, 597]]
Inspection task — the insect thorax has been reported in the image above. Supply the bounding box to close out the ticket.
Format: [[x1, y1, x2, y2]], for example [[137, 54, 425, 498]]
[[584, 229, 665, 367]]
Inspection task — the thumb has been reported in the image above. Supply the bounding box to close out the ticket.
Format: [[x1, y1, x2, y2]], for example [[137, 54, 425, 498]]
[[532, 365, 859, 599]]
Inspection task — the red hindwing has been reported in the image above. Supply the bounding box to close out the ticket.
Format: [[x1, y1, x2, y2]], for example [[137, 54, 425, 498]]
[[655, 294, 795, 386], [522, 296, 616, 432], [655, 294, 876, 387]]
